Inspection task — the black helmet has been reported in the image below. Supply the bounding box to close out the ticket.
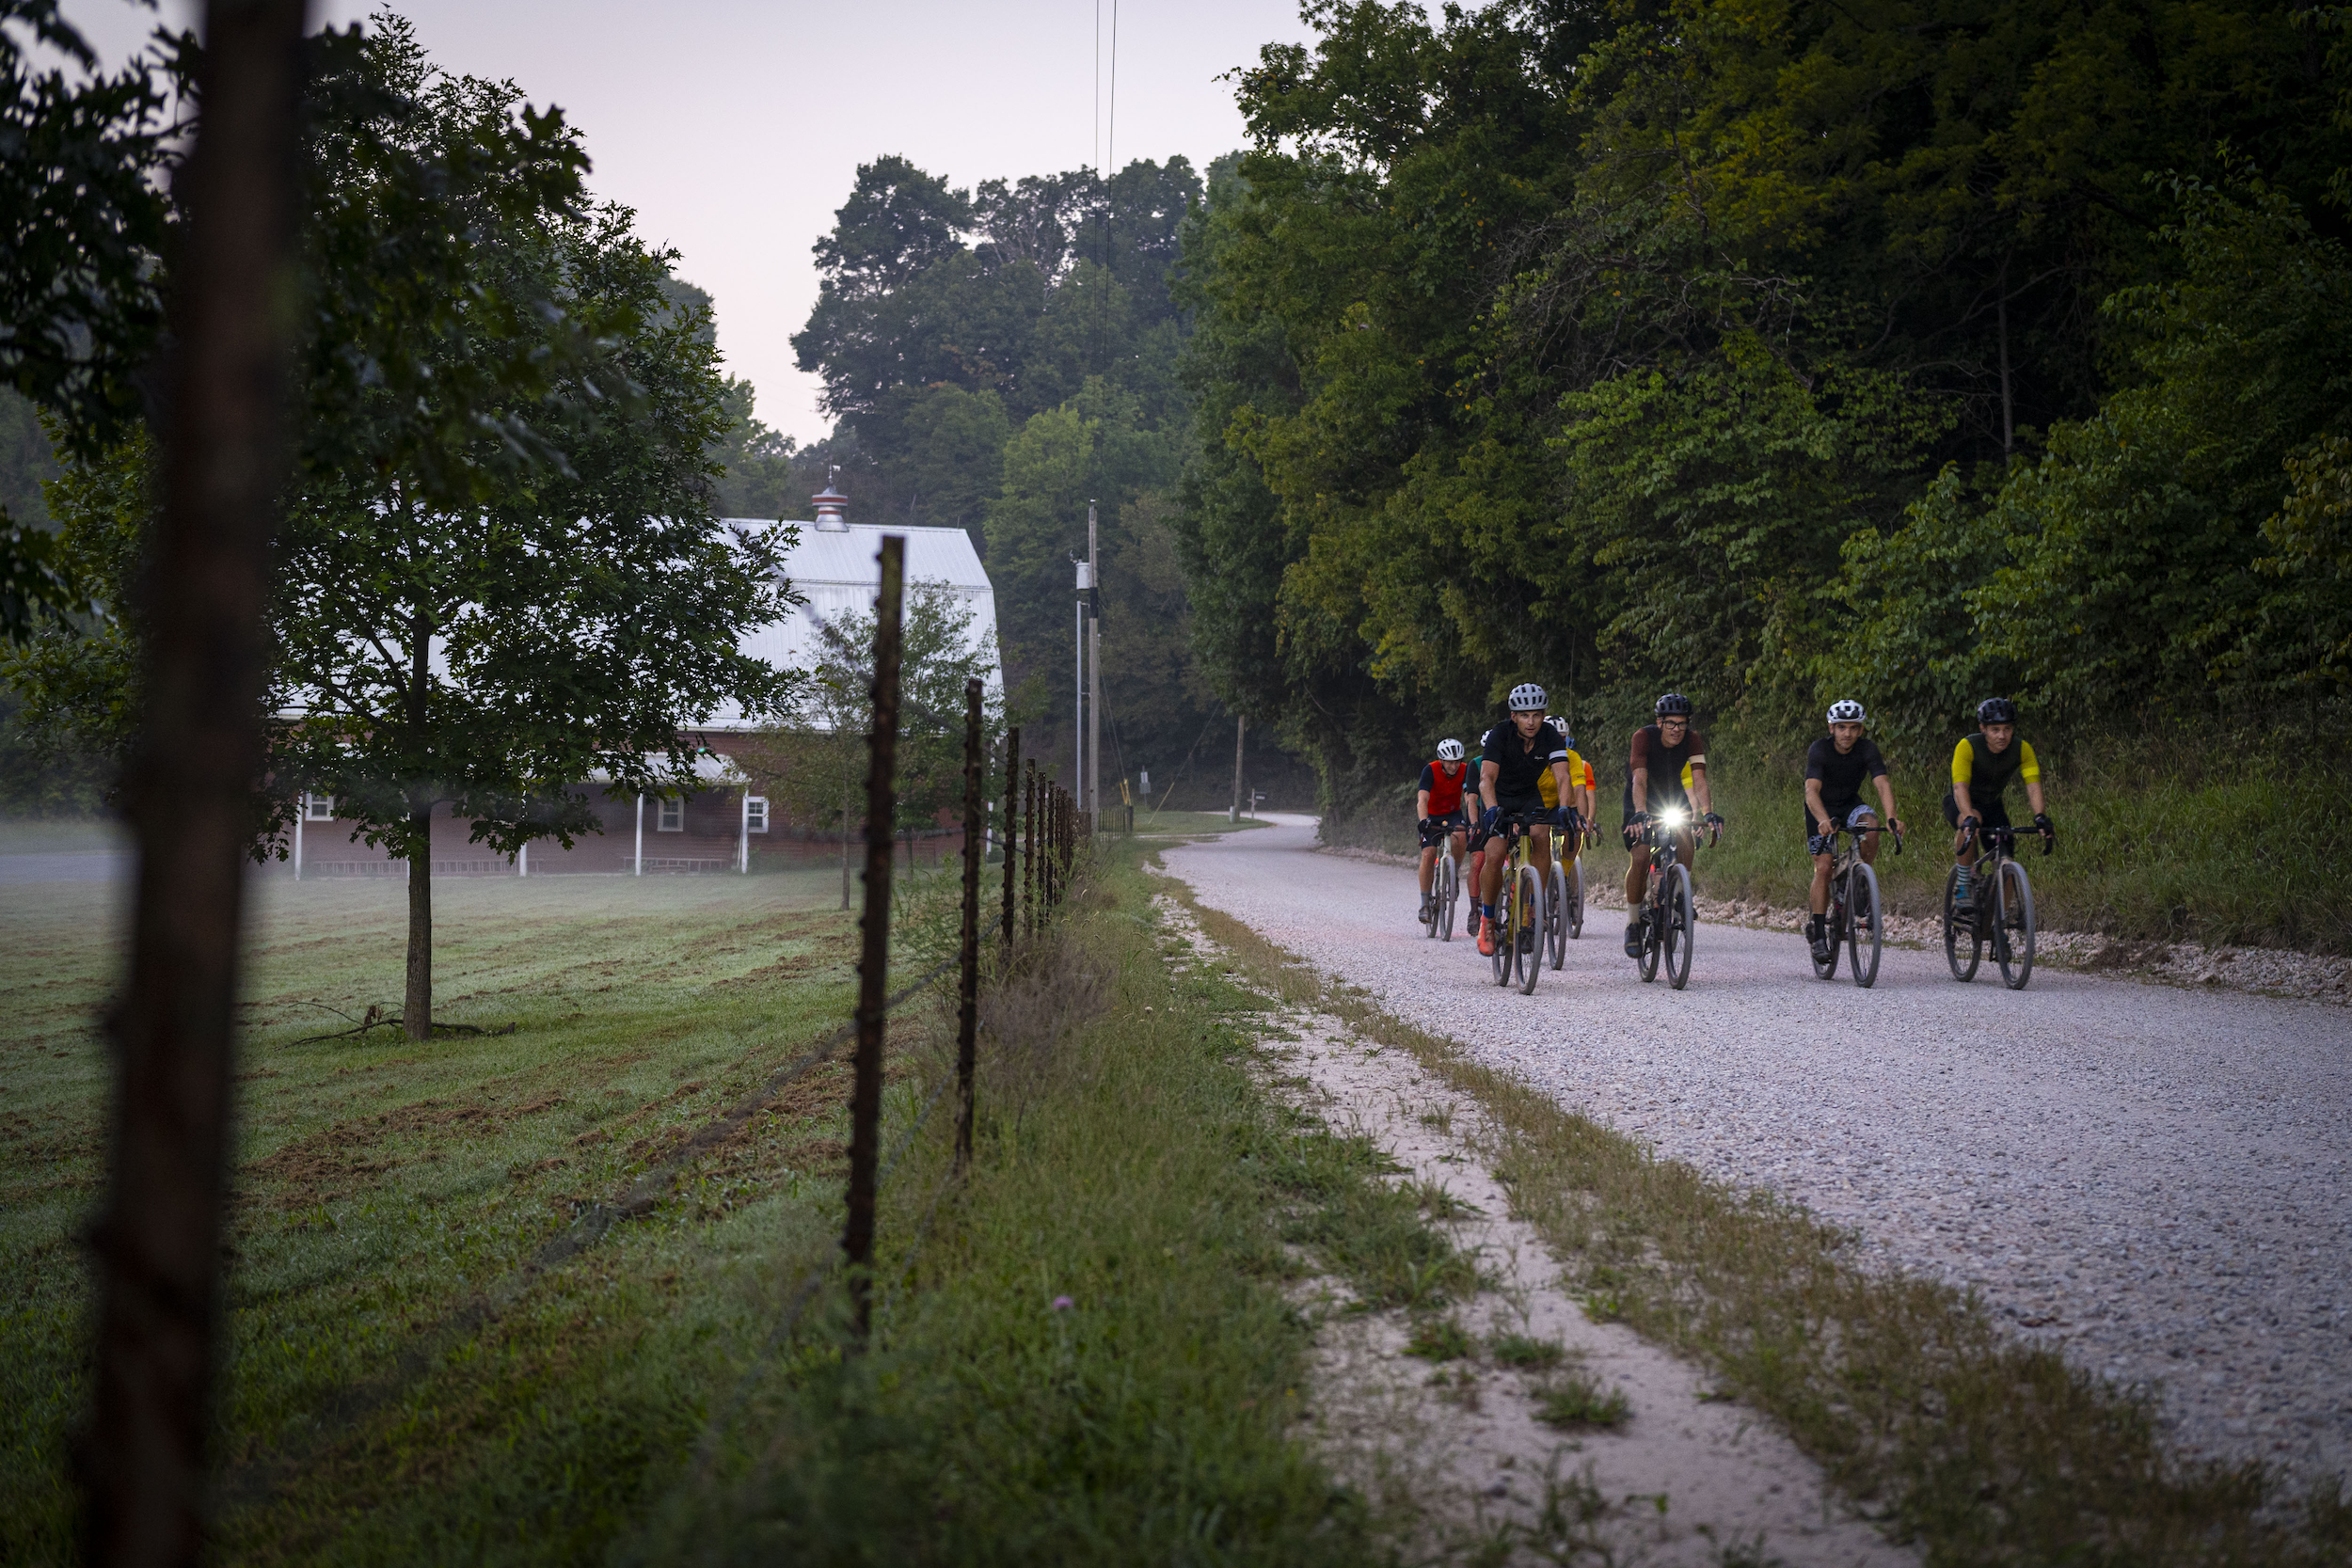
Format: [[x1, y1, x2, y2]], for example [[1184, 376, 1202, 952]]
[[1977, 697, 2017, 724], [1654, 692, 1693, 718]]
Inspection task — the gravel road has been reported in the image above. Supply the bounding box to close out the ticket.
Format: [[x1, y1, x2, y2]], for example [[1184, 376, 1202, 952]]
[[1161, 815, 2352, 1490]]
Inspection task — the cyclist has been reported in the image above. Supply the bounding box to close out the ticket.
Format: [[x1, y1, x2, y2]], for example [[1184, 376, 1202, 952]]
[[1535, 732, 1598, 858], [1946, 697, 2053, 903], [1475, 684, 1583, 958], [1415, 738, 1471, 923], [1623, 693, 1723, 958], [1805, 700, 1903, 963]]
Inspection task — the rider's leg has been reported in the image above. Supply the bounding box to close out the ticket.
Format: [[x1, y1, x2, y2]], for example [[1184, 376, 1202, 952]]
[[1808, 850, 1834, 914], [1418, 845, 1437, 896], [1530, 824, 1552, 879], [1624, 846, 1649, 906], [1480, 839, 1507, 908]]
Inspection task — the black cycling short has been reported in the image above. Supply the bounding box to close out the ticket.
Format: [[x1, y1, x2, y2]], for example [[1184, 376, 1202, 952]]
[[1804, 800, 1876, 846], [1941, 788, 2010, 831], [1418, 812, 1466, 848], [1489, 794, 1549, 837]]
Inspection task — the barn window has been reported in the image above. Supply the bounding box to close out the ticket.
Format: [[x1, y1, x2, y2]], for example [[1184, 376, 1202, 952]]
[[302, 793, 335, 821], [657, 799, 684, 832], [746, 796, 770, 833]]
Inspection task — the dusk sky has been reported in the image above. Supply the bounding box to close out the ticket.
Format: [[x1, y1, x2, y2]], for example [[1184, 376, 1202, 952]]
[[53, 0, 1321, 447]]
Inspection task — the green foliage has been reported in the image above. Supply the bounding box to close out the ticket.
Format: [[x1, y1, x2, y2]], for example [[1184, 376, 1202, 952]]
[[1176, 0, 2352, 823], [263, 22, 801, 872]]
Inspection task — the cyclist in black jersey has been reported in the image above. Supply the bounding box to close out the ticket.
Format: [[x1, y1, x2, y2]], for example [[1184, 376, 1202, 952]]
[[1474, 683, 1582, 959], [1804, 700, 1902, 962], [1622, 692, 1723, 958]]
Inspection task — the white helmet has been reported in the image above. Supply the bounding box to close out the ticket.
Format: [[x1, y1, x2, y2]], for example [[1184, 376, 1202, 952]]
[[1506, 682, 1548, 712], [1826, 699, 1867, 724], [1436, 737, 1465, 761]]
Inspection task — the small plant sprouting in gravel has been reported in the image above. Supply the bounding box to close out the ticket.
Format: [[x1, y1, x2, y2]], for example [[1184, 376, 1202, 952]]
[[1410, 1180, 1481, 1219], [1418, 1105, 1455, 1136], [1488, 1331, 1565, 1370], [1406, 1316, 1473, 1361], [1534, 1369, 1629, 1430]]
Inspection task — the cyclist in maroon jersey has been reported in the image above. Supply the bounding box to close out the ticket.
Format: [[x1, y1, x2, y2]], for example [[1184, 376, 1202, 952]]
[[1621, 692, 1724, 958], [1415, 738, 1471, 923]]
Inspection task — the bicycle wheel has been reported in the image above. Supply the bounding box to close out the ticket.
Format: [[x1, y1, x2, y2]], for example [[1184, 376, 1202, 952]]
[[1545, 863, 1568, 970], [1848, 862, 1883, 989], [1811, 885, 1841, 980], [1438, 855, 1457, 942], [1518, 865, 1545, 993], [1567, 857, 1585, 939], [1662, 862, 1696, 990], [1995, 858, 2036, 990], [1490, 867, 1515, 987], [1943, 865, 1982, 982], [1637, 890, 1662, 983]]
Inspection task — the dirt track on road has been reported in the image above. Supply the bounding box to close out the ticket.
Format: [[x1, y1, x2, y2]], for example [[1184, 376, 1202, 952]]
[[1160, 815, 2352, 1490]]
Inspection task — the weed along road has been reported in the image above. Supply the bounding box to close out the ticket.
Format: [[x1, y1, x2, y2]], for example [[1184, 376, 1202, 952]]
[[1163, 814, 2352, 1490]]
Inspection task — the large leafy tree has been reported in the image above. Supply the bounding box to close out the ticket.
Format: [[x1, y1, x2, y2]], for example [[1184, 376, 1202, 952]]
[[1175, 0, 2352, 821], [270, 24, 799, 1038], [0, 0, 180, 641]]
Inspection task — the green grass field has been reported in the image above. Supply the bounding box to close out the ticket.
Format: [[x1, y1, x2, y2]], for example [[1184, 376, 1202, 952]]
[[0, 832, 1436, 1564]]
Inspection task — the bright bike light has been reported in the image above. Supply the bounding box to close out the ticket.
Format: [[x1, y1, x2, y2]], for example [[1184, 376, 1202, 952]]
[[1656, 806, 1687, 830]]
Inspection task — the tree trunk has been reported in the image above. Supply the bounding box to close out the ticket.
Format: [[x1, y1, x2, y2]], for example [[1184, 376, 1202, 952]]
[[81, 4, 308, 1562], [404, 807, 433, 1041]]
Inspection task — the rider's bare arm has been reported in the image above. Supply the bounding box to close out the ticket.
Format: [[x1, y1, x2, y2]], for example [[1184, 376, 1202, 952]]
[[2026, 779, 2047, 817], [1629, 765, 1649, 816], [1481, 759, 1501, 812], [1874, 773, 1899, 832], [1417, 788, 1432, 818], [1804, 777, 1830, 835], [1691, 762, 1712, 818]]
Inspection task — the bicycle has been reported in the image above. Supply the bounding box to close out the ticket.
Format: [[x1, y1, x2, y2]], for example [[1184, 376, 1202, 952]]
[[1422, 815, 1467, 942], [1541, 825, 1587, 971], [1812, 822, 1901, 988], [1944, 821, 2045, 989], [1484, 811, 1553, 994], [1630, 807, 1713, 990]]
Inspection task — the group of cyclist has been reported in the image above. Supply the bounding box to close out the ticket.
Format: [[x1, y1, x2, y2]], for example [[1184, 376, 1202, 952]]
[[1413, 686, 2056, 971]]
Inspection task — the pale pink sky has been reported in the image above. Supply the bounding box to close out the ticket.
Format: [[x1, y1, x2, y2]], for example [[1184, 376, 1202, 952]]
[[55, 0, 1322, 445]]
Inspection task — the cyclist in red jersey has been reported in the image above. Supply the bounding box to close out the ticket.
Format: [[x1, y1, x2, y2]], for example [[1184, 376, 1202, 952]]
[[1415, 738, 1471, 923]]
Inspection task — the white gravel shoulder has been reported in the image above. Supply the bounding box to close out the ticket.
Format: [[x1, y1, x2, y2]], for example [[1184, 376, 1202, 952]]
[[1162, 815, 2352, 1492]]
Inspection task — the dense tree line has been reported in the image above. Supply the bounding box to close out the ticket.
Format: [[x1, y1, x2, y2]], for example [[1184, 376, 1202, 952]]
[[1173, 0, 2352, 820], [777, 153, 1310, 803]]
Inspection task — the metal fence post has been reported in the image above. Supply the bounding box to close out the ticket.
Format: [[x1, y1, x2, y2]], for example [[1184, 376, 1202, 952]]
[[956, 678, 983, 1174], [843, 535, 906, 1345], [999, 726, 1020, 952], [1024, 764, 1037, 938]]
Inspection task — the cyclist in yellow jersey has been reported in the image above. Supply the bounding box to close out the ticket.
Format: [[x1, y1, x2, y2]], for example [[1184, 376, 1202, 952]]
[[1943, 697, 2053, 901]]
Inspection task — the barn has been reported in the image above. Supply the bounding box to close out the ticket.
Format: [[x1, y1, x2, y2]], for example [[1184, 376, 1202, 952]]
[[285, 484, 1002, 878]]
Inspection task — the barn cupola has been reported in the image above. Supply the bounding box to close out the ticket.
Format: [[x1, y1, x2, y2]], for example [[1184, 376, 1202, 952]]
[[811, 467, 850, 532]]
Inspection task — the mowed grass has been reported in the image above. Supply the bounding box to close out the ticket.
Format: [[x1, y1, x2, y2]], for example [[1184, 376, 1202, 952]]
[[2, 866, 874, 1564], [3, 842, 1430, 1564]]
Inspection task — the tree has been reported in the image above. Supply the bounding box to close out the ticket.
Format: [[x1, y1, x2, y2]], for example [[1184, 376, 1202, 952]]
[[265, 25, 800, 1039], [0, 0, 179, 641]]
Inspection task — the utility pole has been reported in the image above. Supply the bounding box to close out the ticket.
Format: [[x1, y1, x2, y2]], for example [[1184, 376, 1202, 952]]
[[1087, 500, 1101, 824], [1230, 714, 1246, 823], [1073, 561, 1088, 804]]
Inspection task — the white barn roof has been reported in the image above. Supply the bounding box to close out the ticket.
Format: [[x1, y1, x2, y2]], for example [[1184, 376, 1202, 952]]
[[701, 519, 1002, 731]]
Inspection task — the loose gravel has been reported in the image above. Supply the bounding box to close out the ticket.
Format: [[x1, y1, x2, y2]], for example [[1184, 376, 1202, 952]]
[[1164, 816, 2352, 1492]]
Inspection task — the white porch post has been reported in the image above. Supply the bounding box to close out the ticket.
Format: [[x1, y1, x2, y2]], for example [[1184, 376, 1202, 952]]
[[739, 788, 750, 874], [634, 794, 644, 875], [518, 842, 528, 877], [293, 802, 304, 880]]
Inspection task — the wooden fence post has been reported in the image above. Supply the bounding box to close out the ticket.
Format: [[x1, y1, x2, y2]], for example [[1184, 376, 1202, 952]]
[[83, 6, 309, 1563], [999, 726, 1020, 952], [1023, 764, 1037, 938], [955, 678, 982, 1174], [843, 535, 906, 1344]]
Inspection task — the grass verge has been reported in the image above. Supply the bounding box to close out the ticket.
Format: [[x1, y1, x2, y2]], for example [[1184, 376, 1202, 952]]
[[7, 833, 1473, 1563], [1165, 871, 2352, 1567]]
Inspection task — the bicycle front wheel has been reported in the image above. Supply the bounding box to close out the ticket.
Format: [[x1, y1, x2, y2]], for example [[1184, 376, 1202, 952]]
[[1944, 865, 1982, 982], [1438, 855, 1457, 942], [1996, 859, 2036, 990], [1545, 863, 1568, 971], [1811, 889, 1840, 980], [1490, 874, 1515, 987], [1518, 865, 1545, 993], [1662, 863, 1695, 990], [1567, 857, 1585, 939], [1848, 863, 1883, 989]]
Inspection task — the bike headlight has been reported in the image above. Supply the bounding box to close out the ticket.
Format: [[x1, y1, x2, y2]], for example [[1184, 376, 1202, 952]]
[[1656, 806, 1687, 830]]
